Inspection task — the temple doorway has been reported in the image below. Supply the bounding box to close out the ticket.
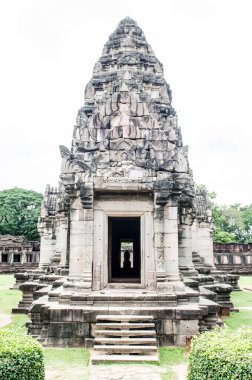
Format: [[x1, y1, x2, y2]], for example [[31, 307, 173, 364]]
[[108, 217, 141, 283]]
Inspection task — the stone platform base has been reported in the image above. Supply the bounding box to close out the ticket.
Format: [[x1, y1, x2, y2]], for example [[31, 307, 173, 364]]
[[27, 287, 219, 348]]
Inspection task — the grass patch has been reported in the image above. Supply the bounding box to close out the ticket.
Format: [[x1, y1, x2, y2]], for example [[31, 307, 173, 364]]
[[230, 275, 252, 310], [0, 274, 16, 288], [44, 348, 90, 380], [223, 275, 252, 330], [224, 310, 252, 329], [238, 275, 252, 289], [44, 348, 89, 369], [3, 314, 28, 333], [231, 290, 252, 307], [0, 274, 22, 314], [160, 347, 188, 380], [160, 347, 187, 366], [0, 274, 28, 333]]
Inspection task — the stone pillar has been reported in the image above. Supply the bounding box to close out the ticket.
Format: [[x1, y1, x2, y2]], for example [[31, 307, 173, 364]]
[[178, 209, 196, 276], [82, 209, 93, 286], [191, 220, 198, 255], [163, 204, 180, 281], [20, 252, 25, 264], [69, 197, 93, 288], [197, 221, 215, 267], [38, 219, 56, 269], [57, 215, 69, 268], [154, 204, 165, 277], [155, 201, 181, 290]]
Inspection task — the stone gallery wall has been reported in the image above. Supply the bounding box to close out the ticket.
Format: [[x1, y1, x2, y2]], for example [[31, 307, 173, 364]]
[[214, 243, 252, 274], [0, 235, 39, 273]]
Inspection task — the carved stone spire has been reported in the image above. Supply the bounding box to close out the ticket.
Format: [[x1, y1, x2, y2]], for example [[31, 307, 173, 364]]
[[60, 18, 194, 202]]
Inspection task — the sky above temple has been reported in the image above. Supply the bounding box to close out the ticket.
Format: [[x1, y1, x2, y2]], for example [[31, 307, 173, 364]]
[[0, 0, 251, 205]]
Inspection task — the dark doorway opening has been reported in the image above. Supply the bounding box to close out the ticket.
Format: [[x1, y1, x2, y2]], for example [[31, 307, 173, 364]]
[[108, 217, 141, 283]]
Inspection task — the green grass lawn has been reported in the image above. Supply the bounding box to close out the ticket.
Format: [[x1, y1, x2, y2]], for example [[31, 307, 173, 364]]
[[231, 289, 252, 307], [44, 348, 90, 380], [223, 275, 252, 330], [160, 347, 187, 366], [224, 310, 252, 329], [237, 275, 252, 289], [160, 347, 188, 380], [44, 347, 89, 367], [0, 274, 23, 314]]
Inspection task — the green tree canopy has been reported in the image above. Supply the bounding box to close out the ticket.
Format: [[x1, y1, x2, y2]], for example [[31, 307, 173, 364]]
[[0, 188, 43, 241], [213, 204, 252, 243], [196, 184, 252, 244]]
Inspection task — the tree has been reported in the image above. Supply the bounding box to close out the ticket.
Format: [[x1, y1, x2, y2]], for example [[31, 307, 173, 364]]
[[196, 184, 252, 244], [213, 204, 252, 243], [0, 188, 43, 241], [213, 230, 236, 243]]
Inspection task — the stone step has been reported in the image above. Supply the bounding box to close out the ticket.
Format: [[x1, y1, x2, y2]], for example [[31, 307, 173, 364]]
[[94, 337, 157, 345], [96, 322, 155, 329], [95, 329, 156, 336], [96, 314, 154, 321], [92, 314, 159, 364], [94, 345, 158, 354], [91, 354, 159, 364]]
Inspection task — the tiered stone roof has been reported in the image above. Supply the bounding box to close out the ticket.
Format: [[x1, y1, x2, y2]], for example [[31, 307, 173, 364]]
[[58, 17, 194, 205]]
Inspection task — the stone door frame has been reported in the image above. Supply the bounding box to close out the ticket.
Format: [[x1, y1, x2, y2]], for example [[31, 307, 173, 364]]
[[93, 197, 154, 290]]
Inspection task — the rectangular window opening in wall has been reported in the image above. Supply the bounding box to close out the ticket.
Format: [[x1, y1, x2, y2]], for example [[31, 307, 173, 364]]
[[13, 254, 21, 263], [1, 254, 8, 263]]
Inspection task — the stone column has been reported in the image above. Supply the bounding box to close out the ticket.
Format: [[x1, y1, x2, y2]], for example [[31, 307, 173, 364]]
[[82, 209, 93, 287], [57, 215, 69, 268], [197, 221, 215, 267], [191, 220, 198, 255], [155, 200, 181, 290], [38, 219, 56, 269], [178, 208, 196, 276], [20, 252, 25, 264], [163, 204, 180, 281], [69, 196, 93, 288]]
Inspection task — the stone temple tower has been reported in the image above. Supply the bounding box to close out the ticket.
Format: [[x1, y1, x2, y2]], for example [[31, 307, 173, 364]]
[[41, 17, 196, 287], [21, 18, 235, 354]]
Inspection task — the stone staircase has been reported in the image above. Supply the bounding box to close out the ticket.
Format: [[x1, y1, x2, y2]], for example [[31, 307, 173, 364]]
[[91, 314, 159, 364]]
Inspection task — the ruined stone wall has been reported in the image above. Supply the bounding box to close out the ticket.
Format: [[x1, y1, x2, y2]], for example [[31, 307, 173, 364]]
[[0, 235, 39, 273], [214, 243, 252, 274]]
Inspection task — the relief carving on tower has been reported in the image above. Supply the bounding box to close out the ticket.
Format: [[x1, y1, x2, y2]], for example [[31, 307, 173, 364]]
[[57, 16, 195, 204]]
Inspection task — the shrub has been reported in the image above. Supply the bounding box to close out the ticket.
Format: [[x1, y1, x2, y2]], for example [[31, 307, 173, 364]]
[[0, 330, 44, 380], [188, 328, 252, 380]]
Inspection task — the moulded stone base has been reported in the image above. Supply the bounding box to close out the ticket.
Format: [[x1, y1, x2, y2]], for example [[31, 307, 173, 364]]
[[27, 286, 207, 347]]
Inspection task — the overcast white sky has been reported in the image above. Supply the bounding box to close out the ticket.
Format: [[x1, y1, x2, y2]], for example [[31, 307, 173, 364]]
[[0, 0, 251, 205]]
